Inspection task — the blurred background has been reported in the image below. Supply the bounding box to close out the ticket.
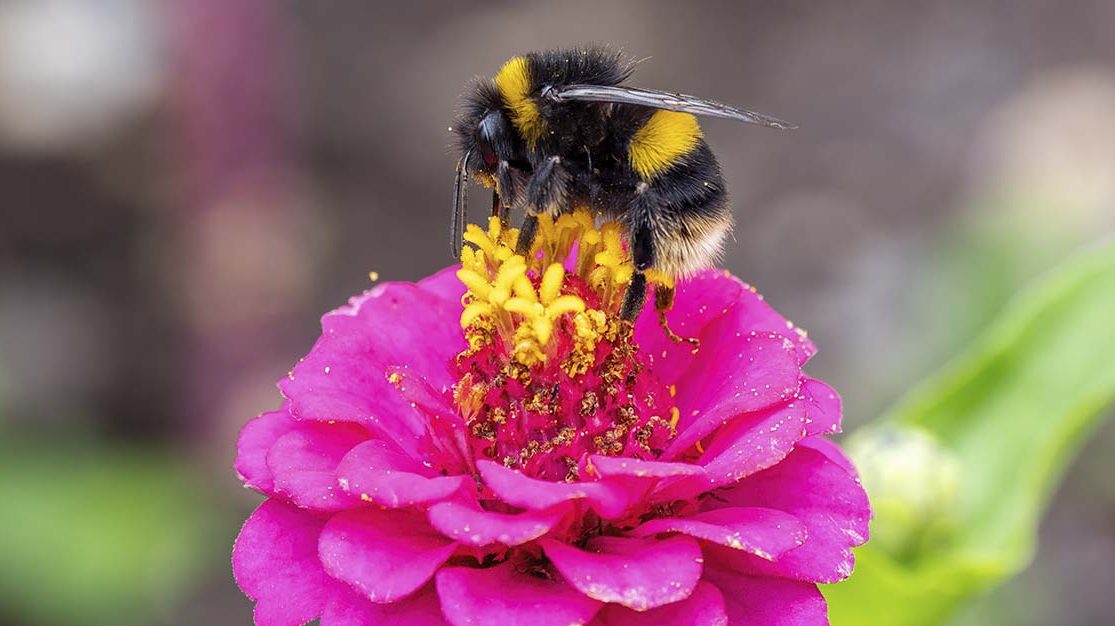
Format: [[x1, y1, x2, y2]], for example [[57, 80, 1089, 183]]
[[1, 1, 1113, 624]]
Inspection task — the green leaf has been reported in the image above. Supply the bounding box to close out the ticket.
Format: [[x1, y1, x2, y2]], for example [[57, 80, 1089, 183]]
[[824, 239, 1115, 626], [0, 444, 214, 626]]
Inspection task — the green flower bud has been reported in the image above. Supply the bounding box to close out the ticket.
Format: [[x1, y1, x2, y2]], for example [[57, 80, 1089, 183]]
[[845, 425, 961, 562]]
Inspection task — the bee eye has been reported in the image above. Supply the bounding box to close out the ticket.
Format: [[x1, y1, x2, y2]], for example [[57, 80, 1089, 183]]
[[477, 111, 505, 168], [479, 142, 498, 166]]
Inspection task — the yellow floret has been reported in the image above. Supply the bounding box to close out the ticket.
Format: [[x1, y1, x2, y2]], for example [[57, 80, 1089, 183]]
[[455, 208, 668, 367]]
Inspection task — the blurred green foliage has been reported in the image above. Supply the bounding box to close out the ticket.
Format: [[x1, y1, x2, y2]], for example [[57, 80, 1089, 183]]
[[0, 444, 215, 626], [824, 239, 1115, 625]]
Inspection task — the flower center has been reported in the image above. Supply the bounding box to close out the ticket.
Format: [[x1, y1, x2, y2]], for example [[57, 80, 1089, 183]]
[[452, 211, 677, 481]]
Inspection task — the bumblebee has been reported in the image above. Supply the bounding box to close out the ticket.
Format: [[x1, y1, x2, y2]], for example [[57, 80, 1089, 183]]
[[451, 47, 794, 322]]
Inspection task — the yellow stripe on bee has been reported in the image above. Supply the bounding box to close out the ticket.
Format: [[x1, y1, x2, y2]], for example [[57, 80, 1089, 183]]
[[628, 110, 702, 179], [494, 56, 545, 148]]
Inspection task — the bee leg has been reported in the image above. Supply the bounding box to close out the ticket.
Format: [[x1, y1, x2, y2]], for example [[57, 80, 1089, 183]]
[[619, 271, 648, 322], [491, 190, 509, 227], [516, 154, 567, 256], [516, 213, 539, 256], [496, 160, 519, 211], [619, 221, 655, 321], [526, 155, 569, 216], [654, 284, 699, 347]]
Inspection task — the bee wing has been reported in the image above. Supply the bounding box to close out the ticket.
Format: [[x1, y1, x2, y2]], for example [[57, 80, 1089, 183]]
[[546, 84, 797, 129], [450, 148, 472, 259]]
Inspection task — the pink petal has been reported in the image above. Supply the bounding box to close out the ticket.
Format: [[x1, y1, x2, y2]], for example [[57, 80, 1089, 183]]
[[477, 460, 633, 519], [805, 434, 859, 474], [541, 535, 703, 611], [427, 501, 568, 546], [384, 364, 469, 470], [336, 440, 469, 508], [319, 509, 457, 603], [627, 507, 806, 561], [436, 560, 603, 626], [708, 438, 870, 584], [697, 380, 844, 485], [322, 584, 448, 626], [233, 500, 339, 626], [267, 422, 368, 511], [798, 378, 842, 436], [654, 402, 809, 502], [665, 329, 802, 458], [703, 566, 827, 626], [418, 264, 467, 306], [588, 455, 707, 479], [279, 283, 465, 459], [235, 408, 298, 495], [592, 581, 728, 626], [386, 364, 465, 426], [720, 284, 816, 366], [640, 270, 816, 367], [654, 379, 843, 500], [324, 283, 465, 385], [634, 270, 746, 385], [695, 402, 811, 486], [635, 270, 816, 387]]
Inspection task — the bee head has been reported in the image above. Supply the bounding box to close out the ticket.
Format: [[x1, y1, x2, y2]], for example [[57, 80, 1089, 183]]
[[454, 78, 528, 180]]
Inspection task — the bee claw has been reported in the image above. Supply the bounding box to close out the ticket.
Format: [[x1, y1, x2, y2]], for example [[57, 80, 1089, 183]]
[[654, 283, 698, 347], [658, 308, 699, 347]]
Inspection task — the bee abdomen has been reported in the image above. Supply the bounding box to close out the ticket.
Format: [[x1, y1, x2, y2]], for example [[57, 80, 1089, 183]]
[[654, 209, 732, 277], [629, 140, 732, 278]]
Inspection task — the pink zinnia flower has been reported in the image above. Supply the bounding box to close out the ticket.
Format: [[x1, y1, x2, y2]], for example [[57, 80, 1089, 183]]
[[233, 212, 869, 625]]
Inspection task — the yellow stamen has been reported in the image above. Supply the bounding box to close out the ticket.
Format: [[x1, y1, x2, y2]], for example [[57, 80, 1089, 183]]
[[455, 208, 669, 367], [546, 295, 586, 317], [456, 269, 493, 299], [538, 263, 565, 304], [461, 302, 494, 327]]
